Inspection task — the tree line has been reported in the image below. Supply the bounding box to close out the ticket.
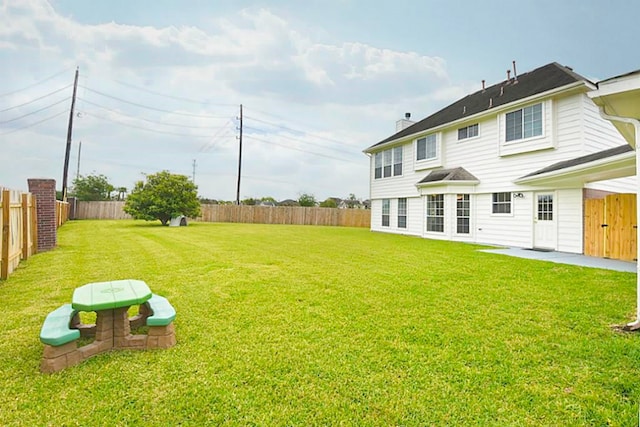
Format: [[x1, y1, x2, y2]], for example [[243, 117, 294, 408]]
[[67, 172, 367, 226]]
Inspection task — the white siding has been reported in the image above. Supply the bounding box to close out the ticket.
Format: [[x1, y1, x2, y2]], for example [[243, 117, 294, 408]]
[[587, 176, 637, 194], [367, 88, 631, 254], [474, 192, 533, 248], [582, 93, 630, 152], [556, 189, 583, 253]]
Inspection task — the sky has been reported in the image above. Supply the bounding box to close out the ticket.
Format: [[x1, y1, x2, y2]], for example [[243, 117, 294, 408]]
[[1, 0, 639, 202]]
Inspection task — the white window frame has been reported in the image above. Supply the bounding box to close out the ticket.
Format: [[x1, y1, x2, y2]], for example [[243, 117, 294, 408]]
[[393, 146, 403, 176], [456, 194, 470, 234], [426, 194, 444, 233], [457, 124, 479, 141], [375, 148, 403, 180], [492, 192, 512, 215], [382, 199, 390, 227], [505, 103, 543, 142], [374, 152, 382, 179], [416, 134, 437, 161], [397, 198, 407, 229]]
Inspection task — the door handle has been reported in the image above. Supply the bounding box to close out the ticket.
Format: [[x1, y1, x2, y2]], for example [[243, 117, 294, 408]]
[[601, 224, 608, 228]]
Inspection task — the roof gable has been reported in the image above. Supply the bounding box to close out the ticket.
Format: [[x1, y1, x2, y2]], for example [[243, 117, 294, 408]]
[[417, 167, 479, 185], [367, 62, 590, 151]]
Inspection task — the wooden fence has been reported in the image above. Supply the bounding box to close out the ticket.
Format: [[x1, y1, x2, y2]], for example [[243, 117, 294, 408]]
[[75, 201, 371, 228], [584, 193, 637, 261], [1, 188, 36, 279], [0, 188, 69, 280]]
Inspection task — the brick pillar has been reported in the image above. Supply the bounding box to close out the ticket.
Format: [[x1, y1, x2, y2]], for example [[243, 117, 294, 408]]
[[27, 179, 57, 251]]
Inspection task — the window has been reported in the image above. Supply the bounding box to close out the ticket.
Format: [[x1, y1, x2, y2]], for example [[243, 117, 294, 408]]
[[374, 152, 382, 179], [393, 146, 403, 176], [492, 192, 512, 214], [506, 103, 542, 142], [456, 194, 470, 234], [458, 124, 479, 141], [426, 194, 444, 232], [375, 148, 403, 179], [416, 134, 437, 161], [398, 198, 407, 228], [383, 150, 392, 178], [537, 194, 553, 221], [382, 199, 390, 227]]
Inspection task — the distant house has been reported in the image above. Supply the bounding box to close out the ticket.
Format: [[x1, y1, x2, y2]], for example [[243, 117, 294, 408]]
[[278, 199, 300, 207], [363, 62, 636, 254]]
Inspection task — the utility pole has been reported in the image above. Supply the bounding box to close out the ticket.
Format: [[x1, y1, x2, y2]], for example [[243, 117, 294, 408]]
[[192, 159, 197, 184], [235, 104, 243, 205], [62, 67, 79, 201], [75, 141, 82, 181]]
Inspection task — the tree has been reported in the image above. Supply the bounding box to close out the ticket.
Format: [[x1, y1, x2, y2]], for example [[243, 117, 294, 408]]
[[319, 198, 337, 208], [124, 171, 200, 226], [71, 174, 115, 201], [298, 193, 317, 207]]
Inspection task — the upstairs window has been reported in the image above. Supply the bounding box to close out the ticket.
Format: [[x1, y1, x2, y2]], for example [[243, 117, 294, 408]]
[[416, 134, 437, 161], [375, 147, 403, 179], [492, 192, 512, 214], [506, 103, 542, 142], [383, 150, 392, 178], [393, 146, 403, 176], [458, 124, 479, 141]]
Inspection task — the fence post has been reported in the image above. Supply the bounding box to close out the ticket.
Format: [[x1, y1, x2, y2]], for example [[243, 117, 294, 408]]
[[21, 193, 29, 260], [1, 189, 9, 280]]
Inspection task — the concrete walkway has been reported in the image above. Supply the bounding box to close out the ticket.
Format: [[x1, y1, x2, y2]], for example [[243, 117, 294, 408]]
[[479, 247, 637, 273]]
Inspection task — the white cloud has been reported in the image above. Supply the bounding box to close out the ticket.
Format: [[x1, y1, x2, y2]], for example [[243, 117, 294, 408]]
[[0, 0, 468, 201]]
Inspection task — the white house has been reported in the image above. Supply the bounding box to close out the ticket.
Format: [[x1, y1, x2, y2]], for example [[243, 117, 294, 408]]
[[588, 69, 640, 329], [363, 62, 636, 254]]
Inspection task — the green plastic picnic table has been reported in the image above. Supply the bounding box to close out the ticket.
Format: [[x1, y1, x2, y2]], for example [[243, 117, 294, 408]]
[[72, 279, 152, 311]]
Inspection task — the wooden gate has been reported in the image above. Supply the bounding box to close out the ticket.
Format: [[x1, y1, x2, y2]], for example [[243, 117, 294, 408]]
[[584, 193, 636, 261]]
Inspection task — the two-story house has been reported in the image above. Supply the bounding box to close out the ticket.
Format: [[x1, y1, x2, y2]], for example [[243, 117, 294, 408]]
[[363, 62, 636, 254]]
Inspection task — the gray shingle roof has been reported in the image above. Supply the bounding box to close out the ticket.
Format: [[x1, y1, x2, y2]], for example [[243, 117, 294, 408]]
[[417, 167, 479, 184], [519, 145, 634, 178], [367, 62, 590, 151]]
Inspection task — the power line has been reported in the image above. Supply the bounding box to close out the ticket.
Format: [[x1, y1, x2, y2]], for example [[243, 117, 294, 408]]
[[0, 109, 69, 136], [0, 97, 70, 124], [244, 135, 352, 163], [78, 98, 230, 130], [197, 120, 235, 153], [82, 111, 226, 138], [0, 68, 72, 98], [243, 124, 360, 157], [243, 106, 364, 149], [0, 84, 72, 113], [112, 79, 237, 107], [80, 85, 235, 119]]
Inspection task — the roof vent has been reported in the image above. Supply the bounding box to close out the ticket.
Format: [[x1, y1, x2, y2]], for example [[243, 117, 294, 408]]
[[405, 112, 411, 120]]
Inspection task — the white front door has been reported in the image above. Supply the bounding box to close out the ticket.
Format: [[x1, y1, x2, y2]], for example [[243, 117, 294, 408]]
[[534, 192, 557, 250]]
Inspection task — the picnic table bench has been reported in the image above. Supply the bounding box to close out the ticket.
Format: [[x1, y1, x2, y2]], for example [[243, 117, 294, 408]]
[[39, 304, 80, 346], [39, 280, 176, 373]]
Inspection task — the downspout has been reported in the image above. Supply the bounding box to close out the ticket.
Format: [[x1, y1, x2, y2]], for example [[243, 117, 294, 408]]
[[598, 109, 640, 330]]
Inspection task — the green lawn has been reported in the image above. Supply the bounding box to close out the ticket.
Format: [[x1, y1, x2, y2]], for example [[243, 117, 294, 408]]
[[1, 220, 638, 425]]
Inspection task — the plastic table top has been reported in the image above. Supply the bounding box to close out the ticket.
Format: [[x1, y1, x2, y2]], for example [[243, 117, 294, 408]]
[[72, 279, 152, 311]]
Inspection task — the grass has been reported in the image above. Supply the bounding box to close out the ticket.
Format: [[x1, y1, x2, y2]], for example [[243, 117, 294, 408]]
[[0, 220, 638, 425]]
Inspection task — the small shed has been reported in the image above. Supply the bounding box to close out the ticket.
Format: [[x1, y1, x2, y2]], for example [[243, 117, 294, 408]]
[[169, 216, 187, 227]]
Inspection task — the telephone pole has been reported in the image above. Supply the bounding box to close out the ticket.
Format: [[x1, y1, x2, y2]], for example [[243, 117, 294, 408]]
[[61, 67, 79, 201], [192, 159, 197, 183], [75, 141, 82, 181], [235, 104, 243, 205]]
